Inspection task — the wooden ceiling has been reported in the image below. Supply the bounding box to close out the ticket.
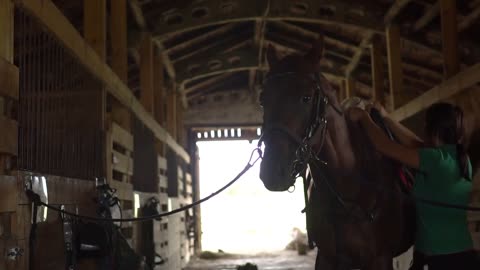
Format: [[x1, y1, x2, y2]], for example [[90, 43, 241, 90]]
[[53, 0, 480, 111]]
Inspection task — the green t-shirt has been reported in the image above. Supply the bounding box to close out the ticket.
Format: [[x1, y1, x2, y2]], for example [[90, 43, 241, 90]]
[[413, 144, 473, 255]]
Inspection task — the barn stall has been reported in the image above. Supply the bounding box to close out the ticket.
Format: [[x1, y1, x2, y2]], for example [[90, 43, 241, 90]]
[[0, 0, 480, 269]]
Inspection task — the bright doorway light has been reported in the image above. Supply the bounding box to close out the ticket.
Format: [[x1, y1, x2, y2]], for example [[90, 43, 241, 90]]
[[197, 140, 306, 254]]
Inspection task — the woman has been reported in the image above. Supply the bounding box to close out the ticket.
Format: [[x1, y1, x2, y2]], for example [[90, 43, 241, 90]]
[[348, 102, 479, 270]]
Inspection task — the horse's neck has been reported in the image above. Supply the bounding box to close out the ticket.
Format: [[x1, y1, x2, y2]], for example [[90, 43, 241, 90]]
[[322, 112, 356, 175]]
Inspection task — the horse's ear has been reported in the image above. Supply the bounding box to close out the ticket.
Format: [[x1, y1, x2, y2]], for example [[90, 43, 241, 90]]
[[305, 36, 324, 68], [266, 44, 279, 66]]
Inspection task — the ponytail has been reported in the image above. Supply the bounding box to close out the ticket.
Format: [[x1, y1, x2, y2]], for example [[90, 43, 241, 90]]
[[454, 106, 471, 180]]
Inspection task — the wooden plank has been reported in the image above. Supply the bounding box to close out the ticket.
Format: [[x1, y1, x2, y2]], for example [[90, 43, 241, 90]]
[[386, 24, 403, 109], [112, 150, 133, 176], [371, 35, 385, 105], [140, 32, 155, 114], [0, 117, 17, 155], [111, 122, 134, 151], [440, 0, 459, 78], [391, 61, 480, 121], [84, 0, 106, 60], [158, 156, 167, 171], [0, 57, 18, 99], [383, 0, 412, 24], [110, 180, 133, 201], [15, 0, 190, 163], [0, 175, 16, 212], [154, 52, 165, 125]]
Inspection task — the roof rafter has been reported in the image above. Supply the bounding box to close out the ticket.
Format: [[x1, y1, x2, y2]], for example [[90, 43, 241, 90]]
[[344, 0, 413, 77]]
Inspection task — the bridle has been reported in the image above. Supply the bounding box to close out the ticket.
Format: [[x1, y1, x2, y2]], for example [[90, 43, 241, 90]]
[[258, 71, 343, 179], [257, 71, 379, 225]]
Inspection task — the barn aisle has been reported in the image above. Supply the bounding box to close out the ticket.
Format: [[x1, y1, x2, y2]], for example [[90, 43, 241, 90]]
[[186, 250, 316, 270]]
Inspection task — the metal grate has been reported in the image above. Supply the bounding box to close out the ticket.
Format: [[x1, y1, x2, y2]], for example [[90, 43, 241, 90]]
[[14, 9, 105, 180]]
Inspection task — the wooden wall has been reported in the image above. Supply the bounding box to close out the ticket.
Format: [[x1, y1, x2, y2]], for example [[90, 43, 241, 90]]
[[0, 1, 194, 270]]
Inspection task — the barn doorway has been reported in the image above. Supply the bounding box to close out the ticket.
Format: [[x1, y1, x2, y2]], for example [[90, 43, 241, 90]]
[[197, 139, 307, 254]]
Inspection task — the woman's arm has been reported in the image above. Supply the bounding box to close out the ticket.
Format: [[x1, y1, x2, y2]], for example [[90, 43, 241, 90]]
[[367, 102, 424, 148], [349, 108, 421, 169], [383, 116, 424, 148]]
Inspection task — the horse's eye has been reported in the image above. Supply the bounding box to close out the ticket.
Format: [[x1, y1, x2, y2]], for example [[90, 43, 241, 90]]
[[302, 96, 312, 103]]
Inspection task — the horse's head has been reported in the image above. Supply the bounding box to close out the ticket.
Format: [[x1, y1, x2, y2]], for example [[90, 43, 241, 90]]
[[259, 38, 340, 191]]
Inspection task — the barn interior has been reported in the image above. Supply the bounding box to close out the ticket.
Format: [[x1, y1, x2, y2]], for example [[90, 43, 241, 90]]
[[1, 0, 480, 269]]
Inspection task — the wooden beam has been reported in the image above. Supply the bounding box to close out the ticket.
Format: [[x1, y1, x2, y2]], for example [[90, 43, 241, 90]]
[[155, 41, 176, 80], [139, 32, 155, 114], [128, 0, 146, 29], [440, 0, 459, 78], [15, 0, 190, 162], [84, 0, 107, 60], [176, 93, 185, 147], [391, 61, 480, 121], [185, 73, 235, 95], [345, 0, 412, 77], [384, 0, 412, 24], [110, 0, 131, 131], [386, 24, 403, 109], [165, 24, 237, 55], [371, 35, 385, 105], [413, 2, 439, 32], [154, 51, 165, 125], [458, 5, 480, 32]]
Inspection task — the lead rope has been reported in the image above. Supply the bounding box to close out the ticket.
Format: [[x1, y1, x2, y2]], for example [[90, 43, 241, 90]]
[[26, 148, 263, 223]]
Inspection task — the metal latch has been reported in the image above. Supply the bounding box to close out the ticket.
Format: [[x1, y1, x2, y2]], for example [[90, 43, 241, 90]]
[[6, 247, 24, 261]]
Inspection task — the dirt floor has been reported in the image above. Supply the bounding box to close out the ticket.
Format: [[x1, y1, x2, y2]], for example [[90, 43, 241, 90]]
[[185, 250, 316, 270]]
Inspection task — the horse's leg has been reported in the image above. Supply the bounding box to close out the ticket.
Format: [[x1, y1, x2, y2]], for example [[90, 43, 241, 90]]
[[365, 256, 393, 270], [315, 250, 335, 270]]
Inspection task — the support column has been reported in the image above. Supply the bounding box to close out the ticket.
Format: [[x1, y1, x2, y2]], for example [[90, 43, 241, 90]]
[[110, 0, 131, 131], [345, 78, 355, 99], [440, 0, 459, 78], [0, 0, 17, 174], [386, 24, 403, 110], [166, 85, 177, 140], [154, 51, 165, 125], [176, 93, 185, 147], [371, 35, 386, 105], [140, 33, 155, 114], [84, 0, 106, 60]]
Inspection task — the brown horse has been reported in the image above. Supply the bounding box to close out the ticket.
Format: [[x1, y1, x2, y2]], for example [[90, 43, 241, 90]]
[[258, 38, 415, 270]]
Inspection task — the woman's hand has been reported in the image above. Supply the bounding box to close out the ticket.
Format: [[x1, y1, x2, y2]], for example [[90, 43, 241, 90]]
[[347, 107, 368, 123], [366, 101, 388, 118]]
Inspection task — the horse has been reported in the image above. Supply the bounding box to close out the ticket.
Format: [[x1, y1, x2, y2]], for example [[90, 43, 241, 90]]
[[258, 38, 415, 270]]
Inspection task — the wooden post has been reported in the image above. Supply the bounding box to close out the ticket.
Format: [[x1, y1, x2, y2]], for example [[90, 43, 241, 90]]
[[84, 0, 106, 60], [386, 24, 403, 110], [0, 0, 17, 175], [154, 51, 165, 125], [166, 86, 177, 141], [110, 0, 131, 131], [440, 0, 459, 78], [345, 78, 355, 99], [140, 33, 155, 114], [154, 50, 165, 154], [176, 93, 184, 146], [371, 35, 386, 105]]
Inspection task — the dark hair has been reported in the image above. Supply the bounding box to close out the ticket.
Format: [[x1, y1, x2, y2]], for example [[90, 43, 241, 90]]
[[425, 102, 470, 180]]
